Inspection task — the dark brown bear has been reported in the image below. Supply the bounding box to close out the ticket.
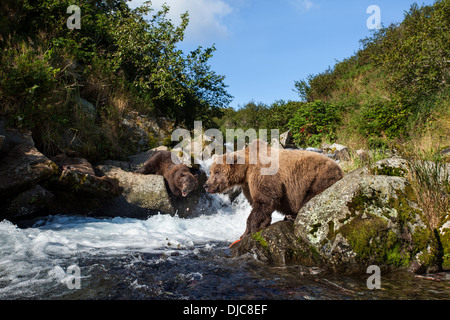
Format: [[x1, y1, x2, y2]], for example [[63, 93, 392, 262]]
[[203, 140, 343, 239], [136, 150, 198, 197]]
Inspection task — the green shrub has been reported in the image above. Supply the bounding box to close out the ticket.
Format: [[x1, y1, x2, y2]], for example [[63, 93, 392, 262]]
[[288, 100, 341, 147]]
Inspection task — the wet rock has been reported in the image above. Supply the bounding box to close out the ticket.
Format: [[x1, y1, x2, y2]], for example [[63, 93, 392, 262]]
[[96, 165, 174, 218], [6, 185, 54, 219], [231, 221, 323, 266]]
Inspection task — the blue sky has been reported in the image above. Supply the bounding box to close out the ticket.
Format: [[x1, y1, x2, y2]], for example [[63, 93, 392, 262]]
[[130, 0, 436, 109]]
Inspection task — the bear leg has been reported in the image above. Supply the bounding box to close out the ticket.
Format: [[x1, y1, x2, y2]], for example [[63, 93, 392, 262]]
[[242, 201, 274, 238]]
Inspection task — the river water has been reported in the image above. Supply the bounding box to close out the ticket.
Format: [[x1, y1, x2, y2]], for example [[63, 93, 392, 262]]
[[0, 160, 449, 300]]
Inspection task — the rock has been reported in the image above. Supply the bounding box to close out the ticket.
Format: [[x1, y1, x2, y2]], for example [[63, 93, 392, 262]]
[[121, 112, 175, 153], [306, 147, 323, 153], [6, 185, 54, 219], [52, 154, 96, 175], [52, 155, 121, 199], [128, 146, 168, 171], [97, 165, 174, 218], [321, 143, 332, 150], [0, 133, 59, 199], [326, 143, 350, 161], [440, 146, 450, 157], [75, 96, 95, 117], [231, 221, 323, 267], [293, 168, 441, 274]]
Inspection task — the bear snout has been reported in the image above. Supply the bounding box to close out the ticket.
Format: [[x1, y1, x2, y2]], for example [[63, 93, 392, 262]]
[[203, 183, 216, 194]]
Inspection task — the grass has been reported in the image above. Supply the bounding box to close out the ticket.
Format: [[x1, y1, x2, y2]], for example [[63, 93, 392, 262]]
[[405, 150, 449, 230]]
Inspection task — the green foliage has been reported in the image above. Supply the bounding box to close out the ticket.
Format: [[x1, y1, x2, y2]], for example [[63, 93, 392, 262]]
[[293, 0, 449, 148], [0, 0, 232, 161], [288, 101, 341, 147], [362, 0, 449, 106], [261, 100, 302, 133], [351, 98, 409, 139]]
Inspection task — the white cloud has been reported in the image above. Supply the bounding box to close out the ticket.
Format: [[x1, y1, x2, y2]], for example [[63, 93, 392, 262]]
[[130, 0, 233, 42], [289, 0, 315, 11]]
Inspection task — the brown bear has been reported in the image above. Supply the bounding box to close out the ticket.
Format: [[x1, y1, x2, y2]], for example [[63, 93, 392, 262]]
[[203, 140, 343, 239], [136, 150, 198, 197]]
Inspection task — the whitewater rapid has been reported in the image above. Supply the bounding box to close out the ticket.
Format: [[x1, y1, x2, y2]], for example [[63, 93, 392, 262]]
[[0, 157, 284, 298]]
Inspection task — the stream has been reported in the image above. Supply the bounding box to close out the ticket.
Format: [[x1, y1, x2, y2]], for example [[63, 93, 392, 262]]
[[0, 160, 449, 300]]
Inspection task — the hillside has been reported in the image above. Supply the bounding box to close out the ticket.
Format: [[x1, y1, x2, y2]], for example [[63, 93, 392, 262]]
[[0, 0, 231, 163], [218, 0, 449, 153], [1, 0, 448, 161]]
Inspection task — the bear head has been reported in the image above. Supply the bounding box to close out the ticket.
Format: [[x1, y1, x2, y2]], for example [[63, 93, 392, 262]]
[[174, 169, 198, 197], [203, 153, 247, 194]]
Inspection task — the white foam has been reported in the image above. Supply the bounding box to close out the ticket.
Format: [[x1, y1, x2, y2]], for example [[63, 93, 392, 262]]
[[0, 155, 285, 297]]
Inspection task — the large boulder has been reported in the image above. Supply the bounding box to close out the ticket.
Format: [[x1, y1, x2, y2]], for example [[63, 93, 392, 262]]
[[293, 168, 441, 274], [96, 165, 174, 218], [0, 130, 59, 200]]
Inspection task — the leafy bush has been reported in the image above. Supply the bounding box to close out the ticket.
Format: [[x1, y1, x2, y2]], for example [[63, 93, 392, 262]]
[[0, 0, 232, 162], [293, 0, 449, 148], [288, 101, 341, 147]]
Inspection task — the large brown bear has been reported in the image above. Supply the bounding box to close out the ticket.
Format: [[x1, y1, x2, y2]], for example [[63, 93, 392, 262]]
[[136, 150, 198, 197], [203, 140, 343, 239]]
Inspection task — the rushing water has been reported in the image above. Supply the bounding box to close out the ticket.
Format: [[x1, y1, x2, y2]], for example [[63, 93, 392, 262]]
[[0, 158, 449, 300]]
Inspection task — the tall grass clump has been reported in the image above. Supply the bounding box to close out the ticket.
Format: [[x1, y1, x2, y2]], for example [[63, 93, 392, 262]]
[[406, 150, 449, 230]]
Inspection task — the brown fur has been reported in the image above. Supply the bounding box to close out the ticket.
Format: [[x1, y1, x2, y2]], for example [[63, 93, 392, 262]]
[[204, 140, 343, 238], [136, 150, 198, 197]]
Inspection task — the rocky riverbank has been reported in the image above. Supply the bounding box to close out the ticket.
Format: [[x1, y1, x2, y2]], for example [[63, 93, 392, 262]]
[[231, 156, 450, 274], [1, 124, 449, 275]]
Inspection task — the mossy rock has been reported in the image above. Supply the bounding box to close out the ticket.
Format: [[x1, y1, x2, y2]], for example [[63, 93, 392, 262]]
[[231, 221, 323, 267], [371, 157, 409, 177], [440, 216, 450, 270], [294, 169, 442, 274]]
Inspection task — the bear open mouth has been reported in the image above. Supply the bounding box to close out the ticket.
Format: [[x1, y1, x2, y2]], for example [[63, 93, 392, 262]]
[[207, 188, 218, 195], [182, 191, 188, 197]]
